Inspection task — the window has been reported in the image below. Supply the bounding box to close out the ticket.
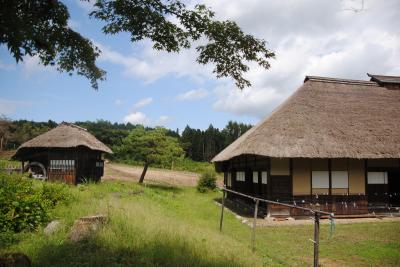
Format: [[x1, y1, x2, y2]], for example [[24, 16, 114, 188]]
[[261, 171, 268, 184], [252, 172, 258, 183], [236, 171, 245, 182], [50, 160, 75, 170], [368, 172, 388, 184], [331, 171, 348, 188], [226, 172, 232, 187], [96, 161, 104, 168], [312, 171, 329, 189]]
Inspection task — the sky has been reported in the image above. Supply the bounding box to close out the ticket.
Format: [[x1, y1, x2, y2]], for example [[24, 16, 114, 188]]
[[0, 0, 399, 131]]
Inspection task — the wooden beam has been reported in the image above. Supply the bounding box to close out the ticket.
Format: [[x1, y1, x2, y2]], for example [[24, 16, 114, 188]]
[[313, 213, 320, 267], [252, 199, 259, 251], [219, 190, 225, 232]]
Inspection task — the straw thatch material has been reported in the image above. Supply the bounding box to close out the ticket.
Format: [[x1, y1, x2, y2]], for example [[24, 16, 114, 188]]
[[212, 76, 400, 162], [14, 122, 112, 156]]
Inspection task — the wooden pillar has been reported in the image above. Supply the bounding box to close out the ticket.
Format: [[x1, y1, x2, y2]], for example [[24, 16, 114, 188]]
[[328, 159, 332, 196], [252, 199, 259, 251], [219, 190, 225, 232], [313, 213, 320, 267]]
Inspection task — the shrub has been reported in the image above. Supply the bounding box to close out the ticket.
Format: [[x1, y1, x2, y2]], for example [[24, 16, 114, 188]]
[[0, 173, 70, 232], [197, 171, 217, 193]]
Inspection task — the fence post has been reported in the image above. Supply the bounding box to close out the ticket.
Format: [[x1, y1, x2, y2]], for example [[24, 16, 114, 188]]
[[219, 189, 225, 231], [252, 199, 259, 251], [313, 212, 320, 267]]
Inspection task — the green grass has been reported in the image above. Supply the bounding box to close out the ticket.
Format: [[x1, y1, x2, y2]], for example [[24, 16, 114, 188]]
[[1, 180, 400, 267], [116, 157, 214, 174]]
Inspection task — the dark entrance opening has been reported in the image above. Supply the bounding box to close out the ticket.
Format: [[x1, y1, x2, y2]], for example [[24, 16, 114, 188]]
[[388, 170, 400, 205], [270, 175, 291, 201]]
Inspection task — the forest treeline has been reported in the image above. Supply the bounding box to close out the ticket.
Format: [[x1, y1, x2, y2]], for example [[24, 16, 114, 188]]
[[0, 119, 252, 162]]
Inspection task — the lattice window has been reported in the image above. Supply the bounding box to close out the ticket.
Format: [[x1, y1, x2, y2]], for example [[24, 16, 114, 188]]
[[253, 171, 258, 183], [49, 160, 75, 170], [236, 171, 245, 182]]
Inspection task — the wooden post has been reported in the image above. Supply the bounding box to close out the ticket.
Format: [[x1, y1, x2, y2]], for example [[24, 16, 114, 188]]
[[219, 190, 225, 231], [313, 212, 320, 267], [252, 199, 259, 251]]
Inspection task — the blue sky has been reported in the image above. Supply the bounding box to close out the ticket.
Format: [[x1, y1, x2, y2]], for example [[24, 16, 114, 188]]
[[1, 0, 399, 131]]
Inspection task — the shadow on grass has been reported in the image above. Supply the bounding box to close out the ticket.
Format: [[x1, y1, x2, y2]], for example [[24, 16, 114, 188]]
[[214, 197, 267, 218], [142, 183, 183, 194], [32, 236, 241, 267]]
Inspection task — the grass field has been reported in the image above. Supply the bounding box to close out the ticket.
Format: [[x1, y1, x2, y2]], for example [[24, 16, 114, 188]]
[[1, 180, 400, 267]]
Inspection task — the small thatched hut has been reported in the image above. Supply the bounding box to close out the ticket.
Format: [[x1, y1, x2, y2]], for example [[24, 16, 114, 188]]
[[212, 74, 400, 216], [13, 122, 112, 184]]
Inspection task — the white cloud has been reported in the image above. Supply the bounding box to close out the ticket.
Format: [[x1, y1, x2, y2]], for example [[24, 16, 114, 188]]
[[22, 55, 51, 77], [122, 112, 171, 127], [75, 0, 96, 12], [133, 97, 153, 109], [213, 85, 287, 118], [177, 88, 208, 101], [205, 0, 400, 118], [155, 115, 171, 126], [97, 41, 213, 84], [123, 112, 148, 125], [97, 0, 399, 119]]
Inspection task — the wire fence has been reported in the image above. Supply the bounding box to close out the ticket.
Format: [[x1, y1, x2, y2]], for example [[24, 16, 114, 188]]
[[218, 187, 334, 267]]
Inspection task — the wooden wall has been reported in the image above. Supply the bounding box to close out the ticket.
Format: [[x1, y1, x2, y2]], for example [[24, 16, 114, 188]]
[[348, 159, 365, 194], [292, 159, 310, 195]]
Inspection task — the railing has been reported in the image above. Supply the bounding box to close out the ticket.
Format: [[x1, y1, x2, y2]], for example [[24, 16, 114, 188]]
[[218, 187, 334, 267]]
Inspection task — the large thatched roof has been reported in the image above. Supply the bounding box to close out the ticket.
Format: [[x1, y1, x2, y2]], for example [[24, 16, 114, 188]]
[[14, 122, 113, 158], [212, 75, 400, 162]]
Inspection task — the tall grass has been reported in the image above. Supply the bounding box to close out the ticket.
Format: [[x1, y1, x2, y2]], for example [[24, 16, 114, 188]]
[[1, 181, 400, 267]]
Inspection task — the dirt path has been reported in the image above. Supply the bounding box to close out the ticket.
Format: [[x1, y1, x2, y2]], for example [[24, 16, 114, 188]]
[[103, 162, 201, 187]]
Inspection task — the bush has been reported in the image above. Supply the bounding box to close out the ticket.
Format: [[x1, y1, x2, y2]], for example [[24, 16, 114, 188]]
[[0, 173, 70, 232], [197, 171, 217, 193]]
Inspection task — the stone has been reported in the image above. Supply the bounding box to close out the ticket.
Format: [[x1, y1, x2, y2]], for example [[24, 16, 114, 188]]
[[68, 214, 107, 242], [44, 220, 61, 236]]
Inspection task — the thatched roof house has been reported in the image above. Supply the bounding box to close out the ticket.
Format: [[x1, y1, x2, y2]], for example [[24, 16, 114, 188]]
[[213, 74, 400, 216], [14, 122, 112, 184]]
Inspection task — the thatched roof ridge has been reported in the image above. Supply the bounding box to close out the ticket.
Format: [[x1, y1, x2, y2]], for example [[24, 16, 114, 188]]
[[212, 75, 400, 162], [368, 73, 400, 85], [14, 122, 113, 156]]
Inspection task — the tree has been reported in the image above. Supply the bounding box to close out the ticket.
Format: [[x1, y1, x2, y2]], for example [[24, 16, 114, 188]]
[[120, 126, 183, 183], [0, 0, 274, 90], [0, 116, 12, 151]]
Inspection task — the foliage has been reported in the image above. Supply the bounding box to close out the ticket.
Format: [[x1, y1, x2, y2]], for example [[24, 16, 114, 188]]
[[119, 126, 184, 167], [4, 119, 57, 150], [1, 181, 399, 266], [197, 170, 217, 192], [0, 0, 105, 89], [2, 119, 252, 164], [0, 0, 274, 89], [0, 116, 12, 151], [181, 121, 252, 161], [0, 173, 70, 232], [172, 157, 214, 173]]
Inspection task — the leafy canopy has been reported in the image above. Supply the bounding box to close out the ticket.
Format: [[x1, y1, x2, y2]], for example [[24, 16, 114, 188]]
[[120, 126, 183, 166], [0, 0, 274, 89]]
